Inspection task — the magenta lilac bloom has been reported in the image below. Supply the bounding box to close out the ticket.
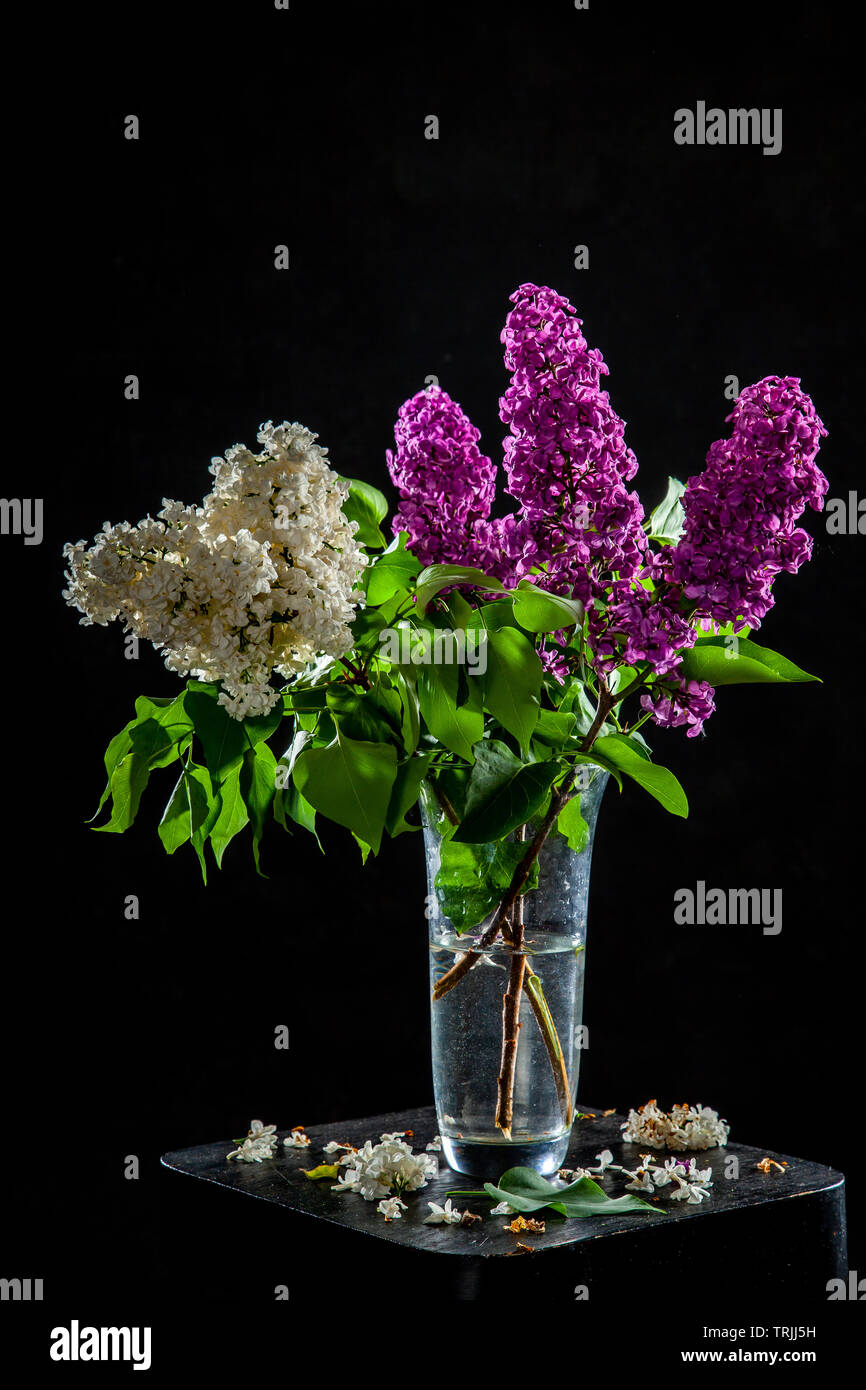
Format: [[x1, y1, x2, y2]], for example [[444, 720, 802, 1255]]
[[499, 283, 647, 605], [588, 580, 697, 680], [640, 679, 717, 739], [386, 385, 498, 570], [669, 375, 829, 631]]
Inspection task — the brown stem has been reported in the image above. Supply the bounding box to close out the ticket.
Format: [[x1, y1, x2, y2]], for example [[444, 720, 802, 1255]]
[[495, 910, 526, 1140], [494, 914, 573, 1128], [428, 777, 459, 827], [495, 828, 527, 1138]]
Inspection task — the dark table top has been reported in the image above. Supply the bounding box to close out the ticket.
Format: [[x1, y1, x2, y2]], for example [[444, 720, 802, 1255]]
[[161, 1102, 845, 1260]]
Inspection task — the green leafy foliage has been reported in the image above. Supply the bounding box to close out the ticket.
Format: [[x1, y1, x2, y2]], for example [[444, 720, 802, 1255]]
[[185, 689, 281, 782], [93, 693, 194, 832], [274, 730, 322, 848]]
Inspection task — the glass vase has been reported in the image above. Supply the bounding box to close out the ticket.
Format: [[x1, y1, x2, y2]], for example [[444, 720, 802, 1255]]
[[421, 769, 608, 1179]]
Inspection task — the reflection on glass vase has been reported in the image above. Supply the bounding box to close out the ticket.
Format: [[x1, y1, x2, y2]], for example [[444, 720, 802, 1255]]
[[421, 769, 608, 1180]]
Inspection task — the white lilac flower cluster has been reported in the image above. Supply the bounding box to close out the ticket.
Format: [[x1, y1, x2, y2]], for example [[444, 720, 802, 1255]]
[[332, 1132, 439, 1204], [62, 421, 367, 720], [621, 1155, 714, 1204], [620, 1099, 730, 1151], [555, 1147, 714, 1207], [227, 1120, 279, 1163]]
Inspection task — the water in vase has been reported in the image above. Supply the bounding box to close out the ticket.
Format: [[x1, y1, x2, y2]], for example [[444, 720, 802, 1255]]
[[429, 930, 586, 1177]]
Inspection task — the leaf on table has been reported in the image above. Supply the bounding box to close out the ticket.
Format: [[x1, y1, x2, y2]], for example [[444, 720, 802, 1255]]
[[482, 1166, 659, 1218]]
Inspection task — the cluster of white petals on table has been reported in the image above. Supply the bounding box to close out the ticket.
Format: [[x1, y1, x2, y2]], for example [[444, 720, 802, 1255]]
[[620, 1099, 730, 1151], [558, 1148, 714, 1205]]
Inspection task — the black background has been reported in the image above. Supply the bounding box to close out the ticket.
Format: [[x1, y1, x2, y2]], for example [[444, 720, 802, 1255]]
[[5, 0, 864, 1349]]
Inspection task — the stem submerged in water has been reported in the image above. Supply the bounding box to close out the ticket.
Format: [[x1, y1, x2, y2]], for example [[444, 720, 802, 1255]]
[[494, 911, 525, 1140]]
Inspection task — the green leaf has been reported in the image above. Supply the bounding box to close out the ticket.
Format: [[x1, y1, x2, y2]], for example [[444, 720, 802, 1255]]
[[594, 733, 688, 817], [556, 795, 589, 852], [481, 1167, 658, 1218], [560, 683, 602, 738], [648, 476, 686, 544], [473, 599, 518, 633], [352, 832, 372, 863], [274, 732, 322, 848], [351, 592, 407, 655], [415, 564, 507, 614], [339, 476, 389, 548], [417, 662, 483, 762], [89, 719, 137, 821], [209, 764, 250, 868], [434, 839, 540, 933], [678, 636, 820, 687], [482, 627, 542, 754], [386, 754, 434, 836], [432, 766, 471, 823], [92, 692, 197, 825], [93, 749, 154, 834], [444, 590, 476, 629], [366, 533, 421, 604], [326, 686, 400, 745], [283, 784, 321, 845], [292, 724, 398, 854], [302, 1163, 340, 1181], [512, 581, 584, 633], [188, 762, 222, 882], [112, 697, 194, 780], [454, 741, 559, 843], [533, 710, 577, 748], [157, 771, 196, 854], [239, 742, 278, 875], [393, 671, 420, 755], [184, 692, 248, 781]]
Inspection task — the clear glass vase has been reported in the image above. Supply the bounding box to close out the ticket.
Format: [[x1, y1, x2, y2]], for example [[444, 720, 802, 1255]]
[[421, 769, 608, 1179]]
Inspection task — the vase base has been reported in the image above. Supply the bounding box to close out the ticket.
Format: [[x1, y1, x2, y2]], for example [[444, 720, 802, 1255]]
[[441, 1132, 571, 1180]]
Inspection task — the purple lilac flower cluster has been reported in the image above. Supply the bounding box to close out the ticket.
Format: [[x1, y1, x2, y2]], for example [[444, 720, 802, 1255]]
[[639, 679, 717, 740], [499, 283, 647, 603], [385, 386, 498, 570], [668, 375, 828, 630]]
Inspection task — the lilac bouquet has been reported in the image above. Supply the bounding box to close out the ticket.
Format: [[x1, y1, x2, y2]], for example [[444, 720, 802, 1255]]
[[65, 282, 828, 1141]]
